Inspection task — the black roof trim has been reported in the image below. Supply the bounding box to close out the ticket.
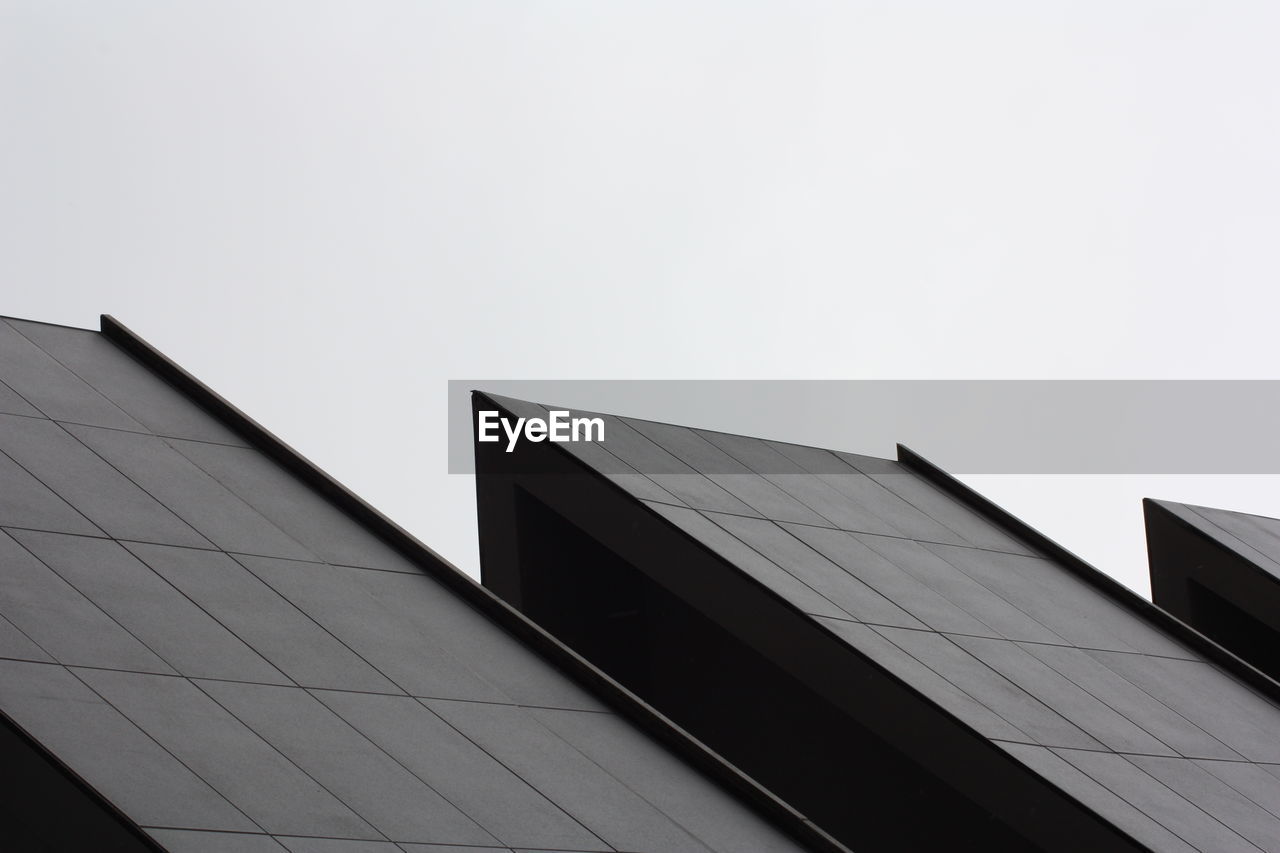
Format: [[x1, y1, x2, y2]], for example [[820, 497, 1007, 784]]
[[98, 315, 848, 853], [897, 443, 1280, 705]]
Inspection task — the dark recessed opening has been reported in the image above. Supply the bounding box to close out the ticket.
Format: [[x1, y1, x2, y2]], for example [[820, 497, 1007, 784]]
[[513, 487, 1037, 852], [1187, 579, 1280, 682]]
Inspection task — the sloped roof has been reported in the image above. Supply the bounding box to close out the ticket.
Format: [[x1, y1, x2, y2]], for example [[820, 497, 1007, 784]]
[[0, 316, 826, 853], [1146, 499, 1280, 685], [475, 393, 1280, 853]]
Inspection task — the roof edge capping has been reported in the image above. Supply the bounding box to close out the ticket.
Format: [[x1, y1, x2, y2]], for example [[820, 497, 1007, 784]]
[[98, 315, 850, 853], [897, 443, 1280, 706]]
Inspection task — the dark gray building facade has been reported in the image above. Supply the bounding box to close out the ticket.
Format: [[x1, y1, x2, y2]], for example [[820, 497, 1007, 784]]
[[475, 392, 1280, 853], [5, 313, 1280, 852], [0, 316, 825, 853]]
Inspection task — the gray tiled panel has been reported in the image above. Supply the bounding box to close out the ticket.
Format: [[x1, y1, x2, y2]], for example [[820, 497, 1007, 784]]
[[997, 743, 1197, 853], [625, 419, 831, 526], [165, 440, 416, 572], [1128, 755, 1280, 852], [699, 431, 904, 536], [0, 379, 41, 417], [0, 660, 254, 832], [815, 618, 1031, 741], [426, 698, 712, 853], [770, 441, 972, 545], [582, 414, 761, 516], [198, 680, 498, 846], [0, 448, 103, 535], [11, 530, 290, 684], [352, 568, 605, 712], [0, 414, 211, 548], [853, 533, 1066, 643], [1019, 642, 1243, 761], [6, 319, 248, 445], [67, 424, 316, 560], [1089, 651, 1280, 764], [872, 625, 1103, 750], [237, 555, 511, 703], [694, 430, 814, 476], [784, 524, 997, 636], [924, 543, 1191, 658], [859, 465, 1037, 555], [561, 440, 682, 504], [705, 512, 924, 629], [145, 830, 287, 852], [1198, 760, 1280, 821], [1190, 505, 1280, 571], [75, 668, 378, 840], [125, 543, 400, 694], [1054, 748, 1259, 853], [313, 690, 607, 851], [948, 634, 1175, 756], [643, 502, 847, 619], [0, 320, 145, 430], [0, 611, 50, 661], [0, 530, 172, 673], [530, 706, 809, 853]]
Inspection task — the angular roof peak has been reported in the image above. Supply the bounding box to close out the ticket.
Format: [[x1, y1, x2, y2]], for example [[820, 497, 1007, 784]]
[[477, 391, 1280, 852]]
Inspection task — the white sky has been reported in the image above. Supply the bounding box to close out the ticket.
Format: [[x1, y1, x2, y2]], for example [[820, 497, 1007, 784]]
[[4, 2, 1280, 594]]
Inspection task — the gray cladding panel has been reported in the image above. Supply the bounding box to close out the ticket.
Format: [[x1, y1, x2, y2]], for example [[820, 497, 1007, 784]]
[[1127, 754, 1280, 852], [531, 706, 804, 853], [643, 501, 847, 619], [7, 319, 247, 445], [1017, 642, 1243, 761], [997, 743, 1197, 853], [924, 542, 1191, 658], [1054, 749, 1260, 853], [0, 414, 211, 548], [235, 555, 512, 704], [0, 659, 254, 832], [66, 424, 316, 561], [426, 697, 713, 853], [704, 512, 924, 629], [10, 529, 290, 684], [0, 530, 173, 673], [313, 690, 609, 851], [816, 618, 1029, 741], [196, 680, 498, 846], [784, 524, 997, 636], [164, 439, 415, 572], [947, 634, 1174, 756], [0, 379, 42, 417], [1089, 651, 1280, 764], [852, 533, 1066, 643], [0, 448, 103, 535], [124, 543, 401, 693], [73, 667, 379, 840], [0, 320, 145, 430], [871, 625, 1103, 750]]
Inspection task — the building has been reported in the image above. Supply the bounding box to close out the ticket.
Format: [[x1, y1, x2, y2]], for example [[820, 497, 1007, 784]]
[[475, 392, 1280, 853], [4, 312, 1280, 852], [0, 315, 829, 853], [1146, 499, 1280, 685]]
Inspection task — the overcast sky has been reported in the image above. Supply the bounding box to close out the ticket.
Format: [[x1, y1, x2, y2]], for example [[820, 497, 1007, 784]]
[[4, 1, 1279, 593]]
